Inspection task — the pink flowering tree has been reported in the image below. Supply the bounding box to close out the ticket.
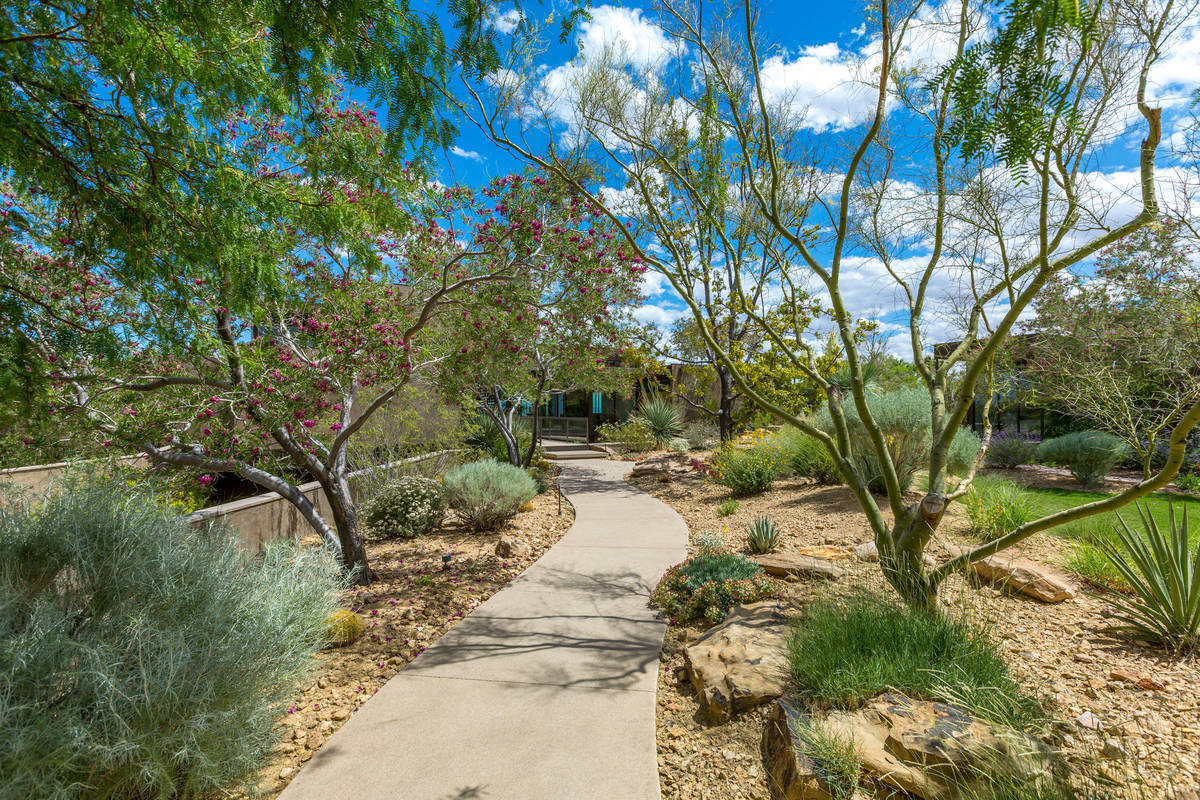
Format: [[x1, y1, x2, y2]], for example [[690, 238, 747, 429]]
[[442, 174, 644, 466], [1, 102, 573, 583]]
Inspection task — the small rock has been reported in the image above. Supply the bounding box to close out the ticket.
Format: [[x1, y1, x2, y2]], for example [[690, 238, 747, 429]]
[[1101, 738, 1127, 760], [1109, 669, 1140, 685], [854, 541, 880, 562], [305, 730, 326, 751], [331, 707, 349, 721], [722, 750, 738, 762], [669, 725, 687, 739], [1136, 675, 1166, 691], [495, 535, 531, 559], [1076, 711, 1103, 730], [971, 553, 1076, 602], [1072, 652, 1095, 663], [279, 766, 297, 780]]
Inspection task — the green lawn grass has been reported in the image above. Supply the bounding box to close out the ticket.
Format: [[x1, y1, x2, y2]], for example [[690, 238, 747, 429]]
[[971, 479, 1200, 590]]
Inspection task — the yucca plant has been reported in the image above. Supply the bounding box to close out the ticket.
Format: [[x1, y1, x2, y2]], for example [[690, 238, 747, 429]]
[[1098, 503, 1199, 653], [636, 392, 683, 447], [747, 514, 780, 554]]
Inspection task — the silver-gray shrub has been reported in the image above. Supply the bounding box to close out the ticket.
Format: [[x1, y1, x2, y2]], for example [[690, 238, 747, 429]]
[[362, 476, 447, 539], [1037, 431, 1132, 488], [443, 459, 537, 531], [0, 479, 340, 799], [813, 388, 981, 493]]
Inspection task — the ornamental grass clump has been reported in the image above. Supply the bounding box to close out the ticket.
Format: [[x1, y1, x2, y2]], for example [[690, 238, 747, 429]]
[[361, 476, 446, 539], [772, 426, 841, 484], [651, 553, 780, 624], [963, 477, 1039, 541], [709, 441, 782, 497], [444, 459, 537, 531], [1036, 431, 1131, 488], [0, 479, 340, 799]]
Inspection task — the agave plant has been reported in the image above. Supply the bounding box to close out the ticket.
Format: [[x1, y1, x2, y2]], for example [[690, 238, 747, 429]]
[[636, 392, 683, 447], [747, 514, 780, 554], [1098, 503, 1199, 653]]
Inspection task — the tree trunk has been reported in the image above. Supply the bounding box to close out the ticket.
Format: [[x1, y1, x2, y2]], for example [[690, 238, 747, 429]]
[[325, 476, 373, 585], [717, 365, 735, 442], [878, 494, 947, 612]]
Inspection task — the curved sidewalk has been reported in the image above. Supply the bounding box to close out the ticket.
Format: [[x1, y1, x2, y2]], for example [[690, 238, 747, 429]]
[[279, 459, 688, 800]]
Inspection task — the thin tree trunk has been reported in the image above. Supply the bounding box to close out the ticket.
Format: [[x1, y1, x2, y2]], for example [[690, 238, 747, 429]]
[[325, 475, 372, 585], [717, 365, 734, 441]]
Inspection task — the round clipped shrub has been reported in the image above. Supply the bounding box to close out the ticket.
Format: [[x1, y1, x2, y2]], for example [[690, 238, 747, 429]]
[[651, 553, 780, 624], [361, 476, 446, 539], [325, 609, 365, 647], [1037, 431, 1131, 488], [668, 436, 692, 453], [0, 479, 340, 799], [708, 442, 782, 496], [984, 430, 1040, 469], [444, 459, 537, 531]]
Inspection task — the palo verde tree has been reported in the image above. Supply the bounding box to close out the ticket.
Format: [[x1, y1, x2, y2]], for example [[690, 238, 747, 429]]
[[1019, 221, 1200, 477], [462, 0, 1200, 609], [444, 172, 643, 467], [1, 101, 557, 583]]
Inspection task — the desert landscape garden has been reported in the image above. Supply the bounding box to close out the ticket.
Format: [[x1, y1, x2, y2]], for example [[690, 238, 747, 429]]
[[1, 1, 1199, 799]]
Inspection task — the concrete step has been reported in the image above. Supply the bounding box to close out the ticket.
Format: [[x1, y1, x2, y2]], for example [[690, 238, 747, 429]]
[[542, 450, 608, 460]]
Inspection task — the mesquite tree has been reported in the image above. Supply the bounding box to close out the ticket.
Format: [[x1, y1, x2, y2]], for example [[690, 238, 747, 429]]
[[2, 103, 562, 582], [462, 0, 1200, 609], [1020, 221, 1200, 477], [446, 173, 643, 467]]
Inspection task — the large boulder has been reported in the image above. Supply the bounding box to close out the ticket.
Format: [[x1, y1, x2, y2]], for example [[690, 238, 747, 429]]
[[753, 553, 845, 581], [971, 554, 1076, 603], [761, 699, 843, 800], [685, 601, 791, 722], [495, 535, 531, 558], [818, 693, 1061, 799]]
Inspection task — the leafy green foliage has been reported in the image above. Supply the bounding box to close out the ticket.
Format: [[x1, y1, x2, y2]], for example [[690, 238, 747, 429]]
[[651, 554, 779, 624], [930, 0, 1098, 170], [746, 514, 780, 554], [0, 479, 340, 798], [787, 594, 1042, 731], [709, 442, 782, 497], [716, 498, 740, 518], [964, 477, 1039, 541], [694, 530, 727, 556], [681, 421, 719, 450], [597, 418, 658, 453], [1099, 504, 1199, 652], [637, 393, 684, 446], [1037, 431, 1131, 488], [362, 477, 447, 539], [771, 427, 841, 484], [444, 460, 537, 531]]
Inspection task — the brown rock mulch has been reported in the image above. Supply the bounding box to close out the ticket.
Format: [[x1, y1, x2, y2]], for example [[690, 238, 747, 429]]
[[634, 469, 1200, 800], [238, 485, 575, 798]]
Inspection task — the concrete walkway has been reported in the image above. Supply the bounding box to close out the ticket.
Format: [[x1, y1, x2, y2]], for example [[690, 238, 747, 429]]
[[279, 459, 688, 800]]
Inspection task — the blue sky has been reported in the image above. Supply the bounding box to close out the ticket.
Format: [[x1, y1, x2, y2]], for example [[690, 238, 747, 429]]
[[410, 2, 1200, 353]]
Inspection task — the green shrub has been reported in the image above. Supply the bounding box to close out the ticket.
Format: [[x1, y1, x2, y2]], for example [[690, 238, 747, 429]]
[[787, 593, 1042, 731], [637, 393, 684, 446], [361, 476, 446, 539], [597, 418, 658, 453], [1177, 472, 1200, 495], [444, 460, 537, 531], [1099, 503, 1199, 652], [984, 430, 1041, 469], [694, 530, 727, 556], [0, 480, 340, 799], [813, 389, 928, 493], [715, 498, 739, 517], [746, 514, 780, 554], [682, 421, 719, 450], [668, 436, 691, 453], [709, 443, 782, 496], [963, 477, 1039, 541], [464, 414, 532, 465], [651, 553, 780, 624], [772, 427, 841, 484], [1036, 431, 1131, 488], [948, 427, 983, 474], [526, 465, 551, 494]]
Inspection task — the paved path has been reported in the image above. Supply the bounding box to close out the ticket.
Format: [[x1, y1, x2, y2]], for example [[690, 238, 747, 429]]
[[279, 459, 688, 800]]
